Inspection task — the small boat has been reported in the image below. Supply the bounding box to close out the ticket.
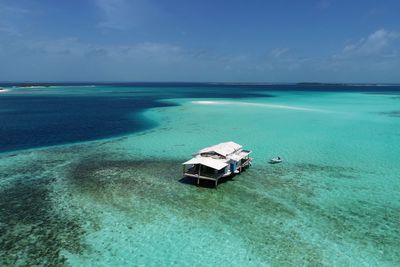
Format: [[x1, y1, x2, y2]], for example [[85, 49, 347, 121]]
[[269, 157, 283, 164]]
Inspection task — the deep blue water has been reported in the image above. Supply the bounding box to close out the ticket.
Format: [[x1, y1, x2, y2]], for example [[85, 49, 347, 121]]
[[0, 85, 277, 153], [0, 95, 173, 153], [1, 83, 399, 153]]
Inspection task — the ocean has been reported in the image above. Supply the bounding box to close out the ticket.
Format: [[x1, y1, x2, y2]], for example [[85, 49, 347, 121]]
[[0, 84, 399, 266]]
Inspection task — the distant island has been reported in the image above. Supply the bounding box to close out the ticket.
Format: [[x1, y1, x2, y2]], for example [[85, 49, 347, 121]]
[[0, 82, 398, 89], [296, 82, 381, 86]]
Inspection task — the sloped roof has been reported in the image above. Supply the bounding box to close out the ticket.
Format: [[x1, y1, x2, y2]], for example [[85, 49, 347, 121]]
[[182, 157, 228, 170], [197, 141, 242, 156], [228, 150, 251, 161]]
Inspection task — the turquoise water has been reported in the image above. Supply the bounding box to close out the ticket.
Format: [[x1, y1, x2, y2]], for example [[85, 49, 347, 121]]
[[1, 86, 400, 266]]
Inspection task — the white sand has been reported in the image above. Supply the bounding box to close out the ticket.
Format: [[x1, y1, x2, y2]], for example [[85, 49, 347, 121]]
[[191, 100, 327, 112]]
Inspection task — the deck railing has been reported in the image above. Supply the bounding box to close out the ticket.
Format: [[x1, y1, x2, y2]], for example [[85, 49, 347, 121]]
[[240, 158, 252, 168]]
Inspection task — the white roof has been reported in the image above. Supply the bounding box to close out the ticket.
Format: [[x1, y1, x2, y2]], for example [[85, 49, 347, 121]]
[[229, 150, 251, 161], [197, 141, 242, 156], [182, 157, 228, 170]]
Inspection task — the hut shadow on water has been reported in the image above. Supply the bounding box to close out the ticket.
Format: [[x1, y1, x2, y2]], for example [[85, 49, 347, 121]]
[[179, 175, 235, 188], [179, 168, 249, 189]]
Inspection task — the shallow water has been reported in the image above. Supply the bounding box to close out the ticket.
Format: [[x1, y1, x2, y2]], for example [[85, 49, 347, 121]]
[[0, 85, 399, 266]]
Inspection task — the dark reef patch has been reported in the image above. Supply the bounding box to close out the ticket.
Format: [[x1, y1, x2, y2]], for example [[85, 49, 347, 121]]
[[308, 202, 400, 264], [379, 110, 400, 117], [255, 162, 358, 182], [67, 158, 183, 203], [290, 163, 358, 179], [0, 178, 85, 266]]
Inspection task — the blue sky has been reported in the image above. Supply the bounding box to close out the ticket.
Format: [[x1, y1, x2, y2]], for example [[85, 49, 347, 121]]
[[0, 0, 399, 83]]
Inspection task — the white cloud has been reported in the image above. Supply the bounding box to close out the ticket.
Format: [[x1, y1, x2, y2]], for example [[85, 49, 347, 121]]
[[22, 38, 186, 64], [316, 0, 332, 10], [318, 29, 400, 82], [270, 48, 289, 58], [94, 0, 159, 31], [0, 36, 216, 81], [343, 29, 399, 55], [1, 24, 399, 83], [0, 1, 29, 36], [95, 0, 131, 30]]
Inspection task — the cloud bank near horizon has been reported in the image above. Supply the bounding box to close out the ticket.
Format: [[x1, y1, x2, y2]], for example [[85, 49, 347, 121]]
[[0, 0, 399, 83]]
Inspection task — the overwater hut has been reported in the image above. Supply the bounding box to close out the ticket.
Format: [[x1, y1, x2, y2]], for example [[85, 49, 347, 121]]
[[182, 141, 252, 187]]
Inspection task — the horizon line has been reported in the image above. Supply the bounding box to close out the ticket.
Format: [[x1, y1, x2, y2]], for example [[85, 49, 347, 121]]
[[1, 81, 400, 85]]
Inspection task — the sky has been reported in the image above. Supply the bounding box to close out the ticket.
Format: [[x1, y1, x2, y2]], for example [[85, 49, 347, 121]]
[[0, 0, 399, 83]]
